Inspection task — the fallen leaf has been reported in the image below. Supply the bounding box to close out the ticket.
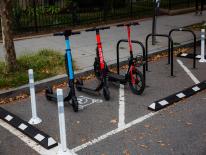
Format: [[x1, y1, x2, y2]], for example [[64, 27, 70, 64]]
[[157, 140, 163, 143], [110, 119, 117, 124], [139, 136, 144, 140], [186, 122, 192, 126], [160, 143, 166, 147], [144, 124, 150, 128], [123, 149, 130, 155], [81, 138, 86, 142], [139, 144, 149, 149]]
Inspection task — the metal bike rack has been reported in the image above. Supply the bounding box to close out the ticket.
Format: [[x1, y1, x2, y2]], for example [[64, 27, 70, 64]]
[[116, 39, 146, 85], [145, 34, 174, 76], [169, 28, 197, 69]]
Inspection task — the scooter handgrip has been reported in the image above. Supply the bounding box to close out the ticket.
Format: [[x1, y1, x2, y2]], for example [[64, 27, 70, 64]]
[[116, 24, 125, 27], [71, 31, 81, 35], [85, 28, 96, 32], [99, 26, 110, 30], [131, 22, 139, 26], [53, 32, 64, 36]]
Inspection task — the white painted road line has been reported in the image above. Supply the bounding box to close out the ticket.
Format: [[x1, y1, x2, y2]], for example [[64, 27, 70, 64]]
[[177, 59, 200, 84], [118, 84, 125, 128], [0, 119, 77, 155], [72, 112, 158, 153]]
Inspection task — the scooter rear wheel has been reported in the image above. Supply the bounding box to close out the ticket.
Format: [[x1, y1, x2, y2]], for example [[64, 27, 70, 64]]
[[76, 79, 83, 91], [72, 97, 79, 112], [103, 87, 110, 101], [129, 69, 145, 95], [45, 87, 53, 101]]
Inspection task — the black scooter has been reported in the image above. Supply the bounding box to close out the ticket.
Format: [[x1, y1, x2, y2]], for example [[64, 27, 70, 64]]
[[76, 27, 110, 100], [45, 30, 80, 112], [94, 22, 145, 95]]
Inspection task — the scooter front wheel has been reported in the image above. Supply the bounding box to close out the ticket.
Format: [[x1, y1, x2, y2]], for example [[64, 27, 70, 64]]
[[129, 69, 145, 95], [76, 79, 83, 91], [45, 86, 53, 101], [103, 87, 110, 101]]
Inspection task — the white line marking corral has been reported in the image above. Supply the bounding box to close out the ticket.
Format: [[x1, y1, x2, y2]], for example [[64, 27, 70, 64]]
[[72, 112, 158, 153], [0, 119, 77, 155], [177, 59, 200, 84], [118, 84, 125, 128]]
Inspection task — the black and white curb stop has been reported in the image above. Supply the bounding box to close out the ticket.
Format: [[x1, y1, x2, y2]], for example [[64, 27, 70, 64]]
[[177, 53, 204, 59], [0, 107, 58, 149], [177, 29, 206, 61], [148, 80, 206, 111]]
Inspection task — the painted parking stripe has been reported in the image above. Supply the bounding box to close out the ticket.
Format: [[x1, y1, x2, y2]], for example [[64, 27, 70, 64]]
[[177, 59, 200, 84], [148, 81, 206, 111], [177, 53, 205, 59], [0, 107, 58, 149], [72, 112, 158, 153]]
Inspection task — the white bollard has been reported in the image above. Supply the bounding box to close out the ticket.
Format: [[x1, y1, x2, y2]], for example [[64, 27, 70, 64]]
[[199, 29, 206, 63], [57, 89, 74, 155], [28, 69, 42, 125]]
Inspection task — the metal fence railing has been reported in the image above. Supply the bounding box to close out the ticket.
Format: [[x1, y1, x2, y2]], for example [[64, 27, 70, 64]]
[[161, 0, 196, 10], [0, 0, 199, 35]]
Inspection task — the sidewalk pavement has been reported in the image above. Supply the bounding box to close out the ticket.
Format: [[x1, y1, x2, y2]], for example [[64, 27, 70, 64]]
[[0, 11, 206, 70]]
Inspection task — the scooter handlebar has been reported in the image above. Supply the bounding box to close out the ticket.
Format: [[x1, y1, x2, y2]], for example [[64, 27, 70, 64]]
[[99, 26, 110, 30], [85, 26, 110, 32], [131, 21, 139, 26], [71, 31, 81, 35], [116, 24, 124, 27], [53, 32, 64, 36], [116, 21, 139, 27], [53, 30, 80, 36]]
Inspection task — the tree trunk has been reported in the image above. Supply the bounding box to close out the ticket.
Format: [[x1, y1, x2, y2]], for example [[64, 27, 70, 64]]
[[0, 0, 18, 72]]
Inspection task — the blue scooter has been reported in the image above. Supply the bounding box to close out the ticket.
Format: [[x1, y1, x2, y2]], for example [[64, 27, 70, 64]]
[[45, 30, 79, 112]]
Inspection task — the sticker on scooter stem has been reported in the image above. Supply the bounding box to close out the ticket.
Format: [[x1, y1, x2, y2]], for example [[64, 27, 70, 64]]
[[77, 96, 103, 109]]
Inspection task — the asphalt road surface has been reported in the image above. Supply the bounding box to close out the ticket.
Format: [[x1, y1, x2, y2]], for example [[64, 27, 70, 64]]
[[0, 53, 206, 155]]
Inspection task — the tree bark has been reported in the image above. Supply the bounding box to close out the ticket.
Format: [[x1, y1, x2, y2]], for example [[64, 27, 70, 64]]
[[0, 0, 18, 72]]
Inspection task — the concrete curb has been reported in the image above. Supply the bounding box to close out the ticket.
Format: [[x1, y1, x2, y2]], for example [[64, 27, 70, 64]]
[[0, 39, 200, 99]]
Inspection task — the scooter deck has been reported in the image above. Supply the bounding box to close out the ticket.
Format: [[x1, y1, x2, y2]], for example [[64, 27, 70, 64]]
[[46, 92, 74, 103], [108, 72, 126, 84], [46, 93, 57, 102]]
